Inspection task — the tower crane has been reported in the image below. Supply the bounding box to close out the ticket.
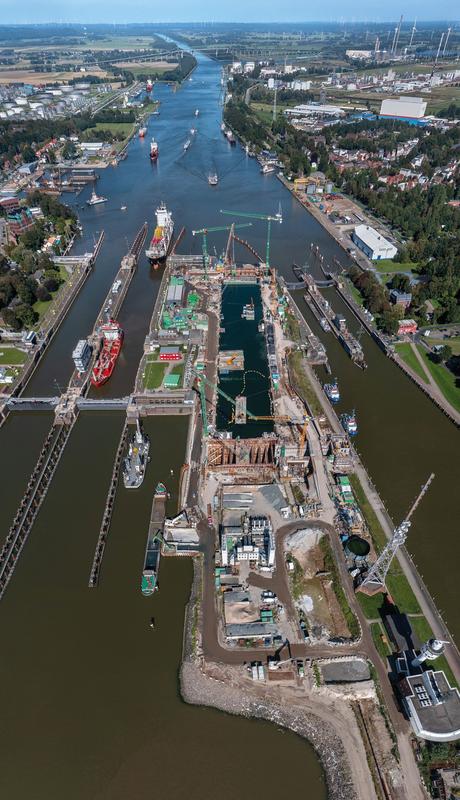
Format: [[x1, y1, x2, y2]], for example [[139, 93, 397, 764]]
[[359, 473, 434, 595], [192, 223, 252, 279], [220, 206, 282, 275]]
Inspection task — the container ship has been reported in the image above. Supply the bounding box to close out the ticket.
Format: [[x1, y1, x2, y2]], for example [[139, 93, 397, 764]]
[[122, 420, 150, 489], [141, 482, 167, 596], [90, 321, 123, 387], [341, 411, 358, 437], [150, 138, 158, 161], [324, 381, 340, 404], [145, 203, 174, 263]]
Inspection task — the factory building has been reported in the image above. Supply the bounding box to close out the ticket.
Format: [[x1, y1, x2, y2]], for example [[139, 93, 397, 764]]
[[220, 515, 275, 568], [380, 96, 427, 120], [284, 103, 345, 118], [352, 224, 398, 260]]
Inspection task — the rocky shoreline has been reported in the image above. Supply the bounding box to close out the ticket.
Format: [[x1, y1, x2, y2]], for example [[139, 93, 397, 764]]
[[180, 559, 358, 800]]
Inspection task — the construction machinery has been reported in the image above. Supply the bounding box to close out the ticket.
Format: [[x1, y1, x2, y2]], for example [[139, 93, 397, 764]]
[[192, 223, 252, 279], [220, 206, 282, 275]]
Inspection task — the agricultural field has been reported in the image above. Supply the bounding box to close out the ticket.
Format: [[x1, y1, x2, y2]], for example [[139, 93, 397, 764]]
[[0, 68, 108, 85]]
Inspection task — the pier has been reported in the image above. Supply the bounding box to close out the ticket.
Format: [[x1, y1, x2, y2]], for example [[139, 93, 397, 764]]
[[0, 420, 75, 600], [88, 421, 129, 588]]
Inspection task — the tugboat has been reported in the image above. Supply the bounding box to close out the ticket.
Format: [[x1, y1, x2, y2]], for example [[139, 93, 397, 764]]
[[324, 380, 340, 404], [86, 189, 107, 206], [320, 317, 331, 332], [208, 173, 218, 186], [341, 411, 358, 437], [91, 321, 123, 387], [195, 108, 199, 116], [138, 126, 147, 138], [122, 420, 150, 489]]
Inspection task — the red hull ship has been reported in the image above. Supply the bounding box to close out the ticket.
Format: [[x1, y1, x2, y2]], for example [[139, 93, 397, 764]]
[[91, 321, 123, 387]]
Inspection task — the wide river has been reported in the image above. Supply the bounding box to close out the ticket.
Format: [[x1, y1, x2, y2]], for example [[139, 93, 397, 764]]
[[0, 45, 458, 799]]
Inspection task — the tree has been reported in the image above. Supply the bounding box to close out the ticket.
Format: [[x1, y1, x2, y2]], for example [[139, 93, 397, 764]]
[[15, 303, 38, 328], [439, 344, 452, 362], [381, 309, 400, 335], [36, 286, 51, 302], [62, 140, 77, 160], [43, 277, 59, 292], [1, 307, 22, 330]]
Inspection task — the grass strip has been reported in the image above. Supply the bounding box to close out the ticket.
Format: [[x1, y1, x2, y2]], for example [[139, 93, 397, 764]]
[[287, 350, 323, 416], [395, 343, 429, 384], [417, 346, 460, 413]]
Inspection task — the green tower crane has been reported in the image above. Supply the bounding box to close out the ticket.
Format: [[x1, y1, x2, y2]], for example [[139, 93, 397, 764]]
[[192, 223, 252, 279], [220, 206, 282, 275]]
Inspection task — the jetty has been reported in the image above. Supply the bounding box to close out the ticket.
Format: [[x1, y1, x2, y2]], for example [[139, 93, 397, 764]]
[[0, 419, 75, 600], [88, 421, 129, 587]]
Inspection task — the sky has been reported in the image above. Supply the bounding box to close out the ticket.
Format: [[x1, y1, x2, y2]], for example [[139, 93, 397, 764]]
[[2, 0, 459, 24]]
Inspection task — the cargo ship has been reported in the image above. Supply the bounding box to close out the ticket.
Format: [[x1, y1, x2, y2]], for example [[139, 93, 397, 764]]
[[341, 411, 358, 437], [122, 420, 150, 489], [324, 381, 340, 404], [90, 321, 123, 387], [145, 203, 174, 263], [150, 138, 158, 161], [141, 482, 167, 596], [86, 189, 107, 206]]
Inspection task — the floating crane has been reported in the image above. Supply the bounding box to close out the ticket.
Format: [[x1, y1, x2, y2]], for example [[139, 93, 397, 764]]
[[220, 205, 282, 275], [359, 473, 435, 595], [192, 223, 252, 279]]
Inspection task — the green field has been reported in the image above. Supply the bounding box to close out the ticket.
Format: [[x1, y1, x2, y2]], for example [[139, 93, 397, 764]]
[[418, 346, 460, 413], [374, 259, 418, 274], [0, 347, 27, 365], [33, 265, 69, 322], [89, 121, 135, 137], [429, 336, 460, 356], [395, 343, 429, 383], [169, 363, 185, 386], [143, 360, 166, 390], [287, 351, 323, 416], [370, 621, 392, 659]]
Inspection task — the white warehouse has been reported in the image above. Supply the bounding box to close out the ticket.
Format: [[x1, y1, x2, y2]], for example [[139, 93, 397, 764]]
[[352, 225, 398, 261], [380, 96, 427, 120]]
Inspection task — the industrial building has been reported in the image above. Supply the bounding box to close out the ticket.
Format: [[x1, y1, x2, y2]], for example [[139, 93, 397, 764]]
[[284, 103, 345, 118], [220, 514, 275, 568], [352, 225, 398, 260], [380, 96, 427, 121]]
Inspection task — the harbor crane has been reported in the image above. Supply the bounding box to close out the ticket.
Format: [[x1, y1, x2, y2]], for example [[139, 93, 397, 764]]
[[220, 206, 282, 275], [192, 223, 252, 279], [359, 473, 435, 595]]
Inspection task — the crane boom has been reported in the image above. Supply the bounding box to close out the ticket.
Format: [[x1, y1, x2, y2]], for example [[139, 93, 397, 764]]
[[406, 473, 435, 522], [220, 207, 282, 272]]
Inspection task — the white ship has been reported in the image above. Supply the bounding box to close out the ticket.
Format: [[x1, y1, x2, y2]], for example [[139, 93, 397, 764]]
[[183, 139, 191, 151], [86, 189, 107, 206], [208, 173, 218, 186], [145, 203, 174, 263]]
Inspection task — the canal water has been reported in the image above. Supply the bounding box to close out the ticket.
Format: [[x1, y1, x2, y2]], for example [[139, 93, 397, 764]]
[[217, 283, 273, 437], [0, 39, 458, 798]]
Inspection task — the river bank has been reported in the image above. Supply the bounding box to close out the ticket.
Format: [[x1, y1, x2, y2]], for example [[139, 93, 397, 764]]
[[180, 559, 365, 800]]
